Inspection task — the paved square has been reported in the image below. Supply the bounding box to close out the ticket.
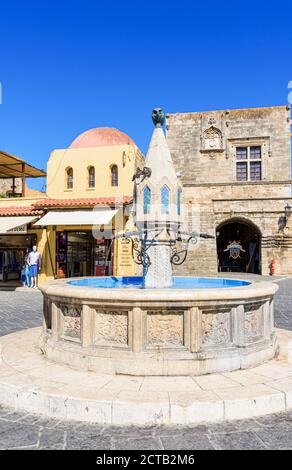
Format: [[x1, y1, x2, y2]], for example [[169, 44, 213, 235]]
[[0, 276, 291, 450]]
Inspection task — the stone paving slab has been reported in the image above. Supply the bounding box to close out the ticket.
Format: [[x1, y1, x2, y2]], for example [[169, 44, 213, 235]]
[[0, 326, 292, 426], [1, 402, 292, 449]]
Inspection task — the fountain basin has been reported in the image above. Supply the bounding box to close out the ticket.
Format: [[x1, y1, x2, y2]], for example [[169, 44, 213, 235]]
[[67, 276, 250, 289], [40, 277, 278, 376]]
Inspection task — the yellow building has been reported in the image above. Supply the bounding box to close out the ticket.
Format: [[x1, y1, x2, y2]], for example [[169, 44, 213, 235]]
[[0, 128, 144, 284]]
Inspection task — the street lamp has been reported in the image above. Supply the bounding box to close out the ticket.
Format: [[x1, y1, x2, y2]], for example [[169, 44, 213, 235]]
[[285, 203, 292, 219]]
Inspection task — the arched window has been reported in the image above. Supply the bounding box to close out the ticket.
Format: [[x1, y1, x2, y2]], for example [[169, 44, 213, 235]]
[[177, 188, 182, 216], [111, 165, 118, 187], [88, 166, 95, 188], [66, 167, 73, 189], [143, 186, 151, 214], [161, 185, 170, 214]]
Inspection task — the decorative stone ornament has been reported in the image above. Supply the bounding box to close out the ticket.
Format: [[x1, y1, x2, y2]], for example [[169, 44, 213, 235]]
[[208, 116, 216, 125]]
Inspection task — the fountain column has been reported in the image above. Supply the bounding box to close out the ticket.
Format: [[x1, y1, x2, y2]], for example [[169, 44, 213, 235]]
[[134, 108, 182, 288], [143, 234, 173, 288]]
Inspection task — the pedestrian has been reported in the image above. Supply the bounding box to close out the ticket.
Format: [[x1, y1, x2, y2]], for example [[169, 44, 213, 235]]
[[28, 245, 41, 289]]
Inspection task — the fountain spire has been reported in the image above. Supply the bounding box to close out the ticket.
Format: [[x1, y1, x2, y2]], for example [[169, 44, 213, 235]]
[[134, 108, 182, 288]]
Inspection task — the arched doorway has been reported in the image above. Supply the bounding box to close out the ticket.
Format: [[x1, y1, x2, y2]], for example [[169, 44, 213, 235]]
[[216, 218, 261, 274]]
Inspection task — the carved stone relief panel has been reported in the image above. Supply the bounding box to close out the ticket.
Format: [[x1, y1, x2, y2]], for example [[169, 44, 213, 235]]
[[59, 303, 82, 341], [244, 302, 264, 342], [201, 307, 231, 347], [146, 310, 184, 347], [94, 310, 128, 346]]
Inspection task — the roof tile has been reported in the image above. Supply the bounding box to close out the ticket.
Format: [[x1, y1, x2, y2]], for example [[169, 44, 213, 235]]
[[34, 196, 132, 208], [0, 206, 43, 216], [0, 196, 132, 217]]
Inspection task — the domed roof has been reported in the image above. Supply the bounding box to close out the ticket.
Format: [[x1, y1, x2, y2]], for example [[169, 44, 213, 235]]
[[69, 127, 136, 149]]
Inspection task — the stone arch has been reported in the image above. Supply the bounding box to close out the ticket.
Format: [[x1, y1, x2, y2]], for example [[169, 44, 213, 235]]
[[216, 217, 262, 274], [216, 216, 262, 235]]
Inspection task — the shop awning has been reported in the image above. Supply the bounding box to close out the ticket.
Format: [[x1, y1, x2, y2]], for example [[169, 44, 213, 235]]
[[0, 216, 38, 234], [34, 209, 119, 226], [0, 151, 46, 178]]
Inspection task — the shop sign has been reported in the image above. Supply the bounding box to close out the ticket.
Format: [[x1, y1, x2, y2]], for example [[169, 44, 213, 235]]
[[224, 240, 245, 259], [7, 224, 27, 234]]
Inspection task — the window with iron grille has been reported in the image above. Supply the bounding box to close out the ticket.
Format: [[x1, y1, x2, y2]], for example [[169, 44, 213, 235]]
[[250, 161, 261, 181], [236, 162, 247, 181], [235, 147, 247, 160], [236, 146, 261, 181]]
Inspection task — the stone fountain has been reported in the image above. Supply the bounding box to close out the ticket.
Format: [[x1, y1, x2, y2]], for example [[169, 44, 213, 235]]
[[40, 109, 278, 376]]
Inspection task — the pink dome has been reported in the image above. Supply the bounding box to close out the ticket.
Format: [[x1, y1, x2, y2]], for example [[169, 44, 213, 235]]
[[69, 127, 136, 149]]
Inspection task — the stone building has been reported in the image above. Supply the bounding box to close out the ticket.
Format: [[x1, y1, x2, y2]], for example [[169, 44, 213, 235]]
[[0, 178, 22, 197], [166, 105, 292, 276]]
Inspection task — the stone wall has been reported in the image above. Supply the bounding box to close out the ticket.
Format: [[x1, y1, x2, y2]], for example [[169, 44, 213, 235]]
[[167, 106, 292, 276], [166, 106, 291, 185], [0, 178, 22, 197]]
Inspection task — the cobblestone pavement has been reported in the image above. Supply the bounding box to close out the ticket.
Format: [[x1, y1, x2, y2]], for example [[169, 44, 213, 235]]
[[0, 277, 291, 450], [0, 288, 43, 336]]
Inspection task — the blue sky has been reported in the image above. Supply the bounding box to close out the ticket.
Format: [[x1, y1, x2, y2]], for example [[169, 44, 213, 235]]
[[0, 0, 291, 190]]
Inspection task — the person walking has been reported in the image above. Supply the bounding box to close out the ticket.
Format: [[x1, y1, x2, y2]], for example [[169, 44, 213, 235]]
[[28, 245, 41, 289]]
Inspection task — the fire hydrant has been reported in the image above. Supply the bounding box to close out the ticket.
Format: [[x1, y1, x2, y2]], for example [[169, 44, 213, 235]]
[[270, 259, 275, 275]]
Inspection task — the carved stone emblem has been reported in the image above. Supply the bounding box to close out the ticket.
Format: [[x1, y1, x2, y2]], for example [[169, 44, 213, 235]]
[[202, 126, 223, 151]]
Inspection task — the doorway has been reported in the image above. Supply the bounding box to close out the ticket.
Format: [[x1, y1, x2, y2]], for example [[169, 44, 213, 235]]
[[56, 231, 113, 278], [216, 219, 261, 274], [0, 234, 36, 282]]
